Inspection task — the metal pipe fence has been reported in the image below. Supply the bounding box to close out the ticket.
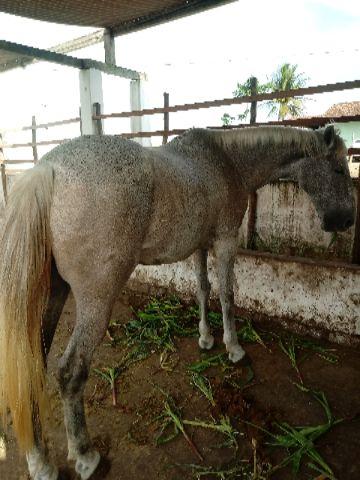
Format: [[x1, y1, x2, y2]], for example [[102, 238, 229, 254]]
[[1, 78, 359, 264]]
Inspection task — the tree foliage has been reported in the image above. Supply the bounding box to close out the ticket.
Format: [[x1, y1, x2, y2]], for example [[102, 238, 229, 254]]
[[222, 63, 308, 125], [267, 63, 308, 120]]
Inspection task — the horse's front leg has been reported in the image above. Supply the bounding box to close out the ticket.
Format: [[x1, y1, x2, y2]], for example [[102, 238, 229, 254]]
[[214, 237, 245, 363], [193, 249, 214, 350]]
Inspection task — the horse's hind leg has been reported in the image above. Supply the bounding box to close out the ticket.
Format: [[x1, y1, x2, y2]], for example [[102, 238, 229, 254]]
[[193, 249, 214, 350], [26, 261, 70, 480], [43, 260, 71, 358], [57, 263, 133, 480], [214, 237, 245, 363], [58, 301, 106, 480]]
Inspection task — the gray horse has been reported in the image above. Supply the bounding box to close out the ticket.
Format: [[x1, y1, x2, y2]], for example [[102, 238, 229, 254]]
[[0, 125, 355, 480]]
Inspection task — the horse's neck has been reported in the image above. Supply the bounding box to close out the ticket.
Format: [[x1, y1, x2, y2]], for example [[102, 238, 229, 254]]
[[212, 128, 320, 191]]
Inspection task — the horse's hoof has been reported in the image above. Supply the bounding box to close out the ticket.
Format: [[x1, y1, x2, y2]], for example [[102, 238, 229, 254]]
[[75, 451, 100, 480], [84, 456, 111, 479], [31, 467, 61, 480], [27, 453, 59, 480], [228, 345, 246, 363], [198, 334, 214, 350]]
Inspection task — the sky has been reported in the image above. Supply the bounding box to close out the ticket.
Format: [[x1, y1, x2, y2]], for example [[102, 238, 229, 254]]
[[0, 0, 359, 156]]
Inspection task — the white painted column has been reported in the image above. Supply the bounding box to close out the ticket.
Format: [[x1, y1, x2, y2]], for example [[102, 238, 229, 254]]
[[130, 74, 152, 147], [79, 68, 104, 135]]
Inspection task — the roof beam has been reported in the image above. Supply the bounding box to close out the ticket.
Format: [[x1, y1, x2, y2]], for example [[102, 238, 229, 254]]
[[0, 39, 140, 79], [0, 30, 105, 72]]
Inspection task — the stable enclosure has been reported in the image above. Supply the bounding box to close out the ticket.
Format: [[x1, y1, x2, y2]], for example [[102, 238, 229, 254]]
[[1, 80, 360, 347], [0, 6, 360, 478]]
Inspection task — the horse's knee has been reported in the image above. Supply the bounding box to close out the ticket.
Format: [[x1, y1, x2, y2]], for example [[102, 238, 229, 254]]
[[199, 277, 210, 297]]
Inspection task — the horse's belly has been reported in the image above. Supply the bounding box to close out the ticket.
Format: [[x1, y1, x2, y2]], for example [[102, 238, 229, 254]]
[[139, 214, 213, 265]]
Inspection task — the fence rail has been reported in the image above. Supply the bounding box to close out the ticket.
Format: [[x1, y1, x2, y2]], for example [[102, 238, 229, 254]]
[[0, 116, 80, 135], [1, 78, 360, 264], [93, 79, 360, 120]]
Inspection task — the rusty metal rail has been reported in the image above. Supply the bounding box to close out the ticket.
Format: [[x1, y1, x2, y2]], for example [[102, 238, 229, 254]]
[[93, 79, 360, 120], [0, 116, 80, 134], [1, 78, 360, 266]]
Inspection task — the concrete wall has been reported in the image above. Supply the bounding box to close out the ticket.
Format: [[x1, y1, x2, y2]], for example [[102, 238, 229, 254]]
[[129, 251, 360, 345], [240, 181, 356, 261]]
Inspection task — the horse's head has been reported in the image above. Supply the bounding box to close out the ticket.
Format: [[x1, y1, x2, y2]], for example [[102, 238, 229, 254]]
[[295, 125, 355, 232]]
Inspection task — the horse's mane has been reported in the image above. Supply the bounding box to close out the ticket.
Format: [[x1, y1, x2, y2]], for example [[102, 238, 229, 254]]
[[215, 126, 328, 157], [168, 126, 346, 159]]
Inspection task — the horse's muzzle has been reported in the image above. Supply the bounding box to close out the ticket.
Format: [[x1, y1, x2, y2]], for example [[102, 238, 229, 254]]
[[322, 209, 355, 232]]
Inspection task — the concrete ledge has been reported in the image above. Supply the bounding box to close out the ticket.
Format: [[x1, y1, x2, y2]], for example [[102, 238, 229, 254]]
[[129, 251, 360, 346]]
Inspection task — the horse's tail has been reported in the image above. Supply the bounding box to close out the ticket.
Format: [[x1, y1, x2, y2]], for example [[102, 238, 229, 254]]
[[0, 163, 54, 453]]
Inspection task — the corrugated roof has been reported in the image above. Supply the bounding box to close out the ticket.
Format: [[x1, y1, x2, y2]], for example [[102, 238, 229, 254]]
[[0, 0, 233, 73], [0, 0, 233, 32]]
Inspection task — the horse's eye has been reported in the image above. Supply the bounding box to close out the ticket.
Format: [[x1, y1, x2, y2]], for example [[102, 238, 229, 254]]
[[334, 167, 345, 175]]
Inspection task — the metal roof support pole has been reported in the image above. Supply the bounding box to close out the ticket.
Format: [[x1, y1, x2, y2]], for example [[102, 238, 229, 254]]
[[79, 68, 104, 135], [130, 74, 151, 147], [104, 28, 116, 65]]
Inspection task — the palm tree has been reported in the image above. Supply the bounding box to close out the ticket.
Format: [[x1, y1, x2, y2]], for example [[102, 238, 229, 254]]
[[221, 63, 308, 125], [267, 63, 308, 120]]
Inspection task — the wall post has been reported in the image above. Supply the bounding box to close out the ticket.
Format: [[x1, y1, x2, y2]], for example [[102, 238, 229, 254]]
[[163, 92, 169, 144], [31, 115, 38, 163], [79, 68, 104, 135], [130, 74, 151, 146], [247, 77, 258, 249]]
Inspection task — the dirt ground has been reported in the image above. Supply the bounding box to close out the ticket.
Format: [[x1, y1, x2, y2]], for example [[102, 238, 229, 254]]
[[0, 289, 360, 480]]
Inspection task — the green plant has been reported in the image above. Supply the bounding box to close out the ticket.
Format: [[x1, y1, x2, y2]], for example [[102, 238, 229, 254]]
[[155, 394, 203, 461], [279, 336, 303, 383], [238, 319, 268, 350], [191, 372, 216, 406], [183, 459, 271, 479], [225, 366, 255, 391], [184, 416, 239, 450], [278, 334, 339, 382], [93, 366, 121, 406], [188, 353, 229, 374], [241, 386, 342, 478], [123, 297, 198, 357]]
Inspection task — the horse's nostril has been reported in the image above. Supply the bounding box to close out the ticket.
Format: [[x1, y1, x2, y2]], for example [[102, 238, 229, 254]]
[[343, 218, 354, 230]]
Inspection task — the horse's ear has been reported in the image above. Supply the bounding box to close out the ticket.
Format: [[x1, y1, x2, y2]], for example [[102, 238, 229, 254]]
[[323, 125, 336, 149]]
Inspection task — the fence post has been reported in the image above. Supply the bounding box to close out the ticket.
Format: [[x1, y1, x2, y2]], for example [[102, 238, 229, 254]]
[[246, 77, 258, 249], [163, 92, 169, 145], [250, 77, 258, 124], [79, 68, 104, 135], [352, 172, 360, 264], [32, 115, 38, 163], [0, 134, 7, 204], [92, 102, 103, 135], [130, 74, 151, 147]]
